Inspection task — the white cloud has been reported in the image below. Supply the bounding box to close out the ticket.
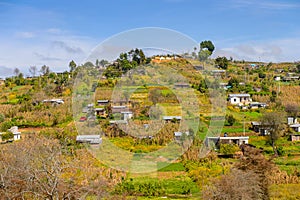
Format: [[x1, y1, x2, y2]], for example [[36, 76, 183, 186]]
[[15, 31, 35, 39], [224, 0, 300, 10], [214, 37, 300, 62], [0, 30, 96, 75]]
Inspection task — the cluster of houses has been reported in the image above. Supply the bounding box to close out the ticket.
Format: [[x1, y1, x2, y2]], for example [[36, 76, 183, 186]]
[[250, 116, 300, 141], [274, 72, 300, 82]]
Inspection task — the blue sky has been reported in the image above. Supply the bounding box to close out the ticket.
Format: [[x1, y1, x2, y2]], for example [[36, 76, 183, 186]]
[[0, 0, 300, 76]]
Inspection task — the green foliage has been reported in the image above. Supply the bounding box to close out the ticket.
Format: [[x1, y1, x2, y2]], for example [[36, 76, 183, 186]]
[[158, 162, 185, 172], [225, 114, 236, 126], [0, 121, 14, 132], [215, 56, 229, 69], [1, 131, 14, 140], [200, 40, 215, 55], [0, 114, 4, 123], [219, 144, 240, 155]]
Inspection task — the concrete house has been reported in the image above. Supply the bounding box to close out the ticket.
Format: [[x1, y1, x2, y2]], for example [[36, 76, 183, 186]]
[[97, 100, 109, 106], [111, 106, 129, 114], [287, 117, 298, 125], [249, 102, 267, 109], [290, 124, 300, 132], [121, 111, 133, 121], [163, 116, 182, 123], [76, 135, 102, 144], [94, 108, 107, 117], [42, 99, 64, 105], [290, 134, 300, 142], [174, 131, 189, 140], [205, 136, 249, 148], [174, 83, 190, 88], [8, 126, 21, 141], [228, 94, 252, 105]]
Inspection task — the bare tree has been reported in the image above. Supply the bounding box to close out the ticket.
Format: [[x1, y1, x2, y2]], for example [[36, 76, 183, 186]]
[[260, 111, 286, 156], [285, 103, 299, 118], [40, 65, 50, 76], [29, 66, 37, 77], [13, 68, 20, 76], [0, 135, 109, 199], [203, 169, 264, 200]]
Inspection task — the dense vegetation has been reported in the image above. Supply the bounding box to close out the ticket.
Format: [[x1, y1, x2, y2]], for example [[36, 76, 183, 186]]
[[1, 46, 300, 199]]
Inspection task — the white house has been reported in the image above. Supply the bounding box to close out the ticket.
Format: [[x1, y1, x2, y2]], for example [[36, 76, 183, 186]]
[[205, 136, 249, 148], [8, 126, 21, 141], [121, 111, 133, 121], [228, 94, 252, 105], [174, 131, 189, 140], [290, 124, 300, 132], [42, 99, 64, 105], [76, 135, 102, 144], [287, 117, 298, 125]]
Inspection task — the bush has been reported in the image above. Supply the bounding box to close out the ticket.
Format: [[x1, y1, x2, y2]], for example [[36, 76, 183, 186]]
[[220, 144, 240, 155], [225, 114, 236, 126]]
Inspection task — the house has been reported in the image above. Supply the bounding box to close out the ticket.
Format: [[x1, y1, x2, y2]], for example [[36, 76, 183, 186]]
[[287, 117, 298, 125], [163, 116, 182, 123], [111, 106, 129, 114], [205, 136, 249, 148], [97, 100, 109, 106], [174, 83, 190, 88], [249, 102, 267, 109], [290, 124, 300, 132], [94, 108, 106, 117], [109, 120, 128, 125], [228, 94, 252, 105], [290, 134, 300, 142], [274, 76, 281, 81], [111, 100, 131, 107], [76, 135, 102, 144], [121, 111, 133, 121], [8, 126, 21, 141], [194, 65, 204, 70], [42, 99, 64, 105], [251, 121, 261, 132], [174, 131, 189, 140]]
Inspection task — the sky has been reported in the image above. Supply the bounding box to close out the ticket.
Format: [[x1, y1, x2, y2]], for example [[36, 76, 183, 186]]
[[0, 0, 300, 77]]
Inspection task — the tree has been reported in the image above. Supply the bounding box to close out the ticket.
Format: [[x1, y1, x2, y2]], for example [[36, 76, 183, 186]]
[[29, 66, 37, 77], [200, 40, 215, 55], [198, 40, 215, 61], [215, 56, 228, 69], [225, 114, 236, 126], [13, 68, 20, 76], [285, 103, 299, 118], [0, 135, 110, 199], [69, 60, 77, 72], [198, 50, 211, 61], [260, 112, 285, 156], [40, 65, 50, 76]]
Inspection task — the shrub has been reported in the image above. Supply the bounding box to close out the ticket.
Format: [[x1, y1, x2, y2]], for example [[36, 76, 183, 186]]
[[225, 114, 236, 126], [220, 144, 240, 155]]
